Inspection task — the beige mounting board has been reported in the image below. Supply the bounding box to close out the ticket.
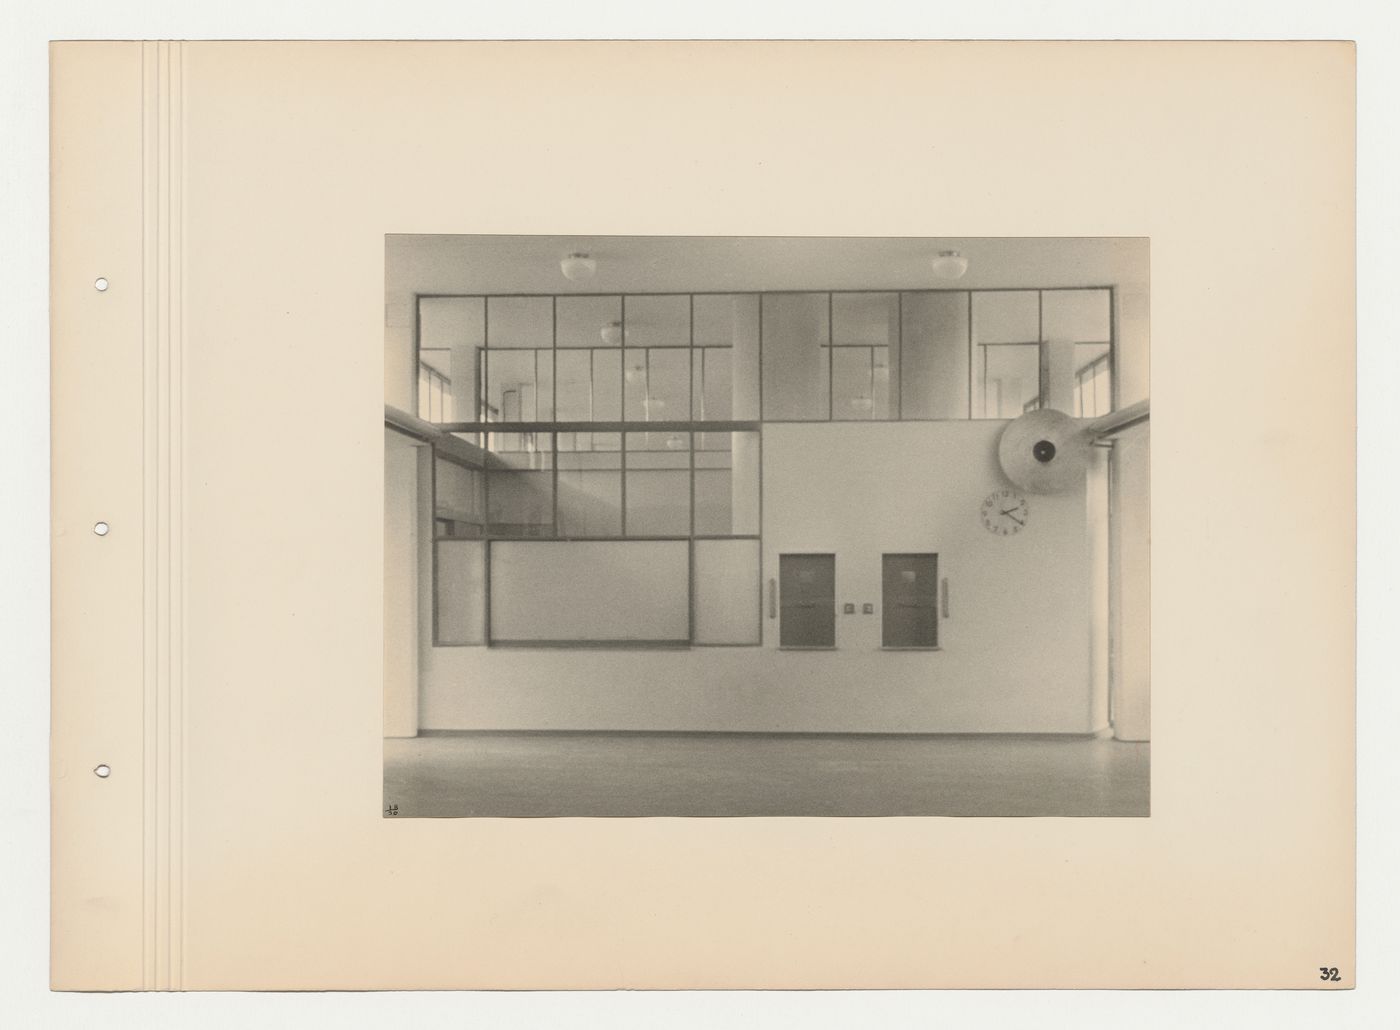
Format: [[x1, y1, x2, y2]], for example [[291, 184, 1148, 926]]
[[51, 40, 1354, 990]]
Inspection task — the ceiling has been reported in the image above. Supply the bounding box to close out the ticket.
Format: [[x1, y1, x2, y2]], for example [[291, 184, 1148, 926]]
[[385, 235, 1148, 326]]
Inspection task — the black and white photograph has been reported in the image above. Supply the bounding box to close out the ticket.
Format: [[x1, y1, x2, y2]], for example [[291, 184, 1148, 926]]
[[383, 235, 1150, 818]]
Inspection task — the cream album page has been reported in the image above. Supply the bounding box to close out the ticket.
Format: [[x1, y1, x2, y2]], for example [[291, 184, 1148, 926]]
[[50, 40, 1354, 990]]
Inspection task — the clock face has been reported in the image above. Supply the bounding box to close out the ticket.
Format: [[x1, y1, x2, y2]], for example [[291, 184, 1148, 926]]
[[981, 489, 1029, 536]]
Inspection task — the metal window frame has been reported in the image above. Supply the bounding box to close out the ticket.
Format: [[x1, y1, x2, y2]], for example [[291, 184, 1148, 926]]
[[826, 342, 897, 422], [416, 286, 1119, 299], [410, 283, 1119, 652], [418, 285, 1116, 427], [430, 423, 763, 649], [827, 291, 900, 423]]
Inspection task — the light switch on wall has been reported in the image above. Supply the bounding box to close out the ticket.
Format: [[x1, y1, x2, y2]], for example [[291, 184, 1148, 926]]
[[862, 603, 874, 614], [843, 603, 856, 614]]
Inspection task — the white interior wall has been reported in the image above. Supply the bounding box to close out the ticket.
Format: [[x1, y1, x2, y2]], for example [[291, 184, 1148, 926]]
[[384, 310, 415, 413], [1086, 446, 1112, 731], [383, 430, 421, 737], [758, 421, 1093, 714], [420, 420, 1096, 734], [693, 538, 762, 645], [1112, 423, 1151, 740], [1111, 277, 1150, 739], [415, 446, 434, 716], [732, 432, 761, 533]]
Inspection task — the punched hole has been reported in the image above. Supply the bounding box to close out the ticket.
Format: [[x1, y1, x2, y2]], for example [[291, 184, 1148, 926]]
[[94, 764, 111, 778], [93, 521, 110, 536], [94, 277, 109, 292]]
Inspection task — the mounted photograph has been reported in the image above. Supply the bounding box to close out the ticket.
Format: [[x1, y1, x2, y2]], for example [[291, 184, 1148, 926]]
[[383, 235, 1150, 818]]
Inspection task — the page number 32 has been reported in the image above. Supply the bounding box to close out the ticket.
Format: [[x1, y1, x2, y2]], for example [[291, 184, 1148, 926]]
[[1319, 967, 1341, 982]]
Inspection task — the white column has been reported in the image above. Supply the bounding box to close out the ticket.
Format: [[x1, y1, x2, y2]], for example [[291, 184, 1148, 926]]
[[383, 430, 421, 737], [1086, 445, 1111, 731], [731, 431, 761, 535], [1112, 423, 1151, 741]]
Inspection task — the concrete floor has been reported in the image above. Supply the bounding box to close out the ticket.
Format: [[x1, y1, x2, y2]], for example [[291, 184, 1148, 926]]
[[384, 732, 1149, 818]]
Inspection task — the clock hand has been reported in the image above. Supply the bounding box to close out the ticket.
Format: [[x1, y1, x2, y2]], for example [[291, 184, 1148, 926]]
[[1004, 512, 1025, 526]]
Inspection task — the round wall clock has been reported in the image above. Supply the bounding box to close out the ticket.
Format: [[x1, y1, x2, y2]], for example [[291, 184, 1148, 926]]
[[980, 489, 1029, 536]]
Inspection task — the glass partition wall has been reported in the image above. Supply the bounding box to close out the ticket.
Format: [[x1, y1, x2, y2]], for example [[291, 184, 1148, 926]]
[[432, 428, 762, 647], [417, 286, 1113, 647], [416, 287, 1113, 429]]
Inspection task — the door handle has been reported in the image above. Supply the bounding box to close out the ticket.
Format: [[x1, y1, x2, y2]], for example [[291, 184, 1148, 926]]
[[941, 578, 950, 619], [768, 578, 777, 619]]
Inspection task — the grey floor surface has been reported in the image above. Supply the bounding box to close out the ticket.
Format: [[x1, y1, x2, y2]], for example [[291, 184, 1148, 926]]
[[384, 731, 1149, 818]]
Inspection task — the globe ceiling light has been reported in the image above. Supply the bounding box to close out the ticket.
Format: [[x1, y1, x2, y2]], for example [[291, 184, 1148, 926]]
[[560, 252, 597, 282], [600, 320, 623, 346], [931, 250, 969, 281]]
